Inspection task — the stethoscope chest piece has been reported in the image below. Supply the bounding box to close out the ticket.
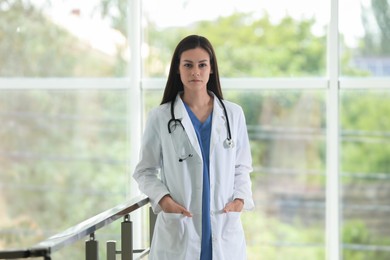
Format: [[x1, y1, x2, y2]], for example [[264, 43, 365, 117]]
[[224, 138, 234, 148], [169, 93, 234, 160]]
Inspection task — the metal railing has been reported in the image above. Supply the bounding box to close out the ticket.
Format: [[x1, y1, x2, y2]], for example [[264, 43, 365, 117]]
[[0, 195, 156, 260]]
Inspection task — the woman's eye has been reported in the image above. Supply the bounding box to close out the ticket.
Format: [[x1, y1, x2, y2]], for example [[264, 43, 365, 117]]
[[199, 63, 207, 68], [184, 63, 192, 68]]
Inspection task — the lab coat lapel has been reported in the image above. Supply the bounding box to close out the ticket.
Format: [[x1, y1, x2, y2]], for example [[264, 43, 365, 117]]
[[173, 95, 202, 160], [210, 95, 226, 155]]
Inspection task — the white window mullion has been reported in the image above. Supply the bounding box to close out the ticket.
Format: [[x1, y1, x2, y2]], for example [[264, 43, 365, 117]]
[[128, 0, 142, 198], [0, 78, 130, 89], [326, 0, 341, 259], [340, 78, 390, 89], [128, 0, 143, 251]]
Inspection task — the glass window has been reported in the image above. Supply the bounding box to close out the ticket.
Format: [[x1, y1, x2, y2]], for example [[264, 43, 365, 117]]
[[340, 0, 390, 77], [340, 90, 390, 259], [142, 0, 328, 78], [4, 1, 390, 259], [0, 89, 129, 258], [0, 0, 128, 77], [228, 89, 326, 259]]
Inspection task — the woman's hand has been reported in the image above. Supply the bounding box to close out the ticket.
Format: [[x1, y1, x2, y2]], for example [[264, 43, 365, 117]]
[[159, 195, 193, 217], [223, 198, 244, 213]]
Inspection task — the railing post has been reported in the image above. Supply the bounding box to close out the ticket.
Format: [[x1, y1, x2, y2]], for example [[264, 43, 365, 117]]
[[86, 233, 99, 260], [121, 214, 132, 260], [106, 241, 116, 260], [149, 207, 156, 247]]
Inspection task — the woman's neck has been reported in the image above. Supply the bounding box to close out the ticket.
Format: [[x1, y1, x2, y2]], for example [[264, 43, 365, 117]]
[[182, 90, 211, 108], [181, 90, 213, 123]]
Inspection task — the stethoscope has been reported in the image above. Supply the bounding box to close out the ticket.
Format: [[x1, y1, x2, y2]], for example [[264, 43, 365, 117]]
[[167, 93, 234, 162]]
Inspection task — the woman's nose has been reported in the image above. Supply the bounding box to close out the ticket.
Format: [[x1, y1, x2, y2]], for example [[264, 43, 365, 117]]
[[192, 70, 200, 76]]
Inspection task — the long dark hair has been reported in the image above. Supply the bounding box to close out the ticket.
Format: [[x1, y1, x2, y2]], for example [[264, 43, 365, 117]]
[[160, 35, 223, 104]]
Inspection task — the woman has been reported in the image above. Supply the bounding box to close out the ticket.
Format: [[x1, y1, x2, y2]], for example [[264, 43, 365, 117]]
[[133, 35, 254, 260]]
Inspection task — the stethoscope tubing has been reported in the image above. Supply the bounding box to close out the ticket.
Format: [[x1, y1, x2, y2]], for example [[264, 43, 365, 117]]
[[168, 93, 233, 144]]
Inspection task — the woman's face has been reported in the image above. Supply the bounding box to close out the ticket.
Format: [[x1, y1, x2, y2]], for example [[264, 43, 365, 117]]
[[178, 47, 212, 92]]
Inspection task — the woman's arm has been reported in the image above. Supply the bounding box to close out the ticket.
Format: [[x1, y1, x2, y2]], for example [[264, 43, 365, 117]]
[[133, 109, 170, 213], [233, 107, 255, 211]]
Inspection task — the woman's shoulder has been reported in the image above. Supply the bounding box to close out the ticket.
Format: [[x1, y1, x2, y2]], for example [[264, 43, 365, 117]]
[[149, 103, 170, 114], [221, 99, 244, 114], [146, 103, 170, 121]]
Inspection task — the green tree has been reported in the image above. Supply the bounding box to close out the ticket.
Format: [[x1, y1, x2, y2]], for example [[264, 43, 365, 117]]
[[0, 0, 119, 76], [144, 12, 327, 77], [341, 91, 390, 175], [0, 90, 128, 259], [361, 0, 390, 55]]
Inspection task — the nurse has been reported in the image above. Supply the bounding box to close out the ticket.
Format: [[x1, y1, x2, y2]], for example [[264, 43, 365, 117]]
[[133, 35, 254, 260]]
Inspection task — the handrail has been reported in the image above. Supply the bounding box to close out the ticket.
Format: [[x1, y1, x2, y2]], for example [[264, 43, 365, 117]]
[[0, 195, 150, 259]]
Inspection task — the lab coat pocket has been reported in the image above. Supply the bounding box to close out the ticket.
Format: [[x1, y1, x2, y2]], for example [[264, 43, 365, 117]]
[[221, 212, 243, 240], [219, 212, 247, 260], [155, 212, 186, 252]]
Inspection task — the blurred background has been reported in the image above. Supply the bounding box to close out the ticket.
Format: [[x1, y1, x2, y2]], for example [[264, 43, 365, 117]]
[[1, 0, 390, 259]]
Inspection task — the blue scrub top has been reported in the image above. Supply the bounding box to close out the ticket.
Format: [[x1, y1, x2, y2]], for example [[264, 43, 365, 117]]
[[184, 103, 213, 260]]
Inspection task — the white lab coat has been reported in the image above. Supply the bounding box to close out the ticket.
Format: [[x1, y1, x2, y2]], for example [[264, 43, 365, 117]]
[[133, 92, 254, 260]]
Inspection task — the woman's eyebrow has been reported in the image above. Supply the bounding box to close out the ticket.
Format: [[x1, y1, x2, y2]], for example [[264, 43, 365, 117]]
[[182, 59, 209, 63]]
